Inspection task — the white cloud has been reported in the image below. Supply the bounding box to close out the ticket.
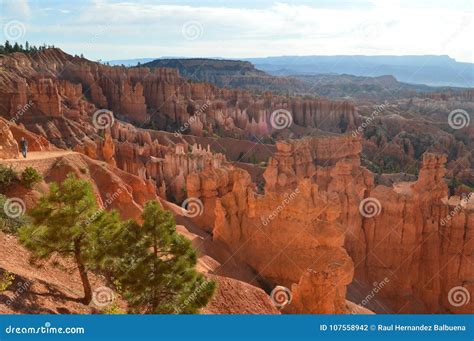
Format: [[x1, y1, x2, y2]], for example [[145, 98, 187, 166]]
[[16, 0, 474, 62], [2, 0, 32, 19]]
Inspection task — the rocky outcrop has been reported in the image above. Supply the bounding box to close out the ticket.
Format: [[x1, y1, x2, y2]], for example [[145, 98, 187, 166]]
[[9, 123, 52, 152], [105, 122, 228, 202], [285, 264, 353, 314], [182, 136, 366, 313], [357, 97, 473, 186], [350, 154, 473, 313], [1, 48, 472, 315], [0, 49, 358, 144], [0, 118, 19, 159], [184, 135, 473, 314]]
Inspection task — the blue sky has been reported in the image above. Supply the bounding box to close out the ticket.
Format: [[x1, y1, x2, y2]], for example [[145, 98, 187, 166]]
[[1, 0, 473, 62]]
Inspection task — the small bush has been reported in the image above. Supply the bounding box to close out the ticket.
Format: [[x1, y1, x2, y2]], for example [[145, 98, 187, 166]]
[[0, 165, 18, 190], [249, 154, 258, 164], [102, 302, 125, 315], [0, 271, 15, 292], [20, 167, 42, 189], [0, 194, 26, 234]]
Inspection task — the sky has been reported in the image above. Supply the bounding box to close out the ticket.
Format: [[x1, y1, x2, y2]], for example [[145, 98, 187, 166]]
[[0, 0, 473, 62]]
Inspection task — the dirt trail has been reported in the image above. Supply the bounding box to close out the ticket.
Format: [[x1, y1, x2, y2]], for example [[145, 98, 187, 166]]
[[0, 151, 78, 174], [0, 151, 76, 162]]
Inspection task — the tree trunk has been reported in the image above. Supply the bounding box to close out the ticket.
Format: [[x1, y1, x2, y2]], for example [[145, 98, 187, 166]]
[[151, 237, 158, 312], [74, 240, 92, 304]]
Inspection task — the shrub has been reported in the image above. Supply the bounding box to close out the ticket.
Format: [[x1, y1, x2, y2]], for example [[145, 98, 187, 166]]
[[0, 271, 15, 292], [20, 167, 42, 189], [249, 154, 258, 164], [102, 302, 125, 314], [0, 165, 18, 190], [0, 194, 26, 234]]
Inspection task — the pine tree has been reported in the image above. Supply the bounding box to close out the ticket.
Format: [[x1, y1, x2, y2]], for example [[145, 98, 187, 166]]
[[19, 173, 120, 304], [4, 40, 11, 53], [100, 201, 216, 314]]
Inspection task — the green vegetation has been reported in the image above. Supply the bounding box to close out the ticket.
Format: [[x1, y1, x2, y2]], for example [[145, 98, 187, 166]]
[[0, 165, 18, 190], [102, 301, 125, 314], [249, 154, 258, 164], [19, 174, 118, 304], [0, 271, 15, 292], [0, 40, 55, 55], [97, 201, 216, 314], [0, 165, 42, 191], [16, 173, 214, 313], [20, 167, 42, 189], [0, 194, 27, 234]]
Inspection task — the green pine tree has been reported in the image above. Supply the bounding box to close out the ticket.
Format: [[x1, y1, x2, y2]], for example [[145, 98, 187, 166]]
[[19, 173, 120, 304], [100, 201, 216, 314], [4, 40, 11, 52]]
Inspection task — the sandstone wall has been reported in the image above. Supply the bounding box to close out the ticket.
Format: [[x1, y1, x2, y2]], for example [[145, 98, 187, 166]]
[[349, 154, 473, 313], [184, 136, 473, 314], [1, 49, 358, 143], [0, 118, 19, 159]]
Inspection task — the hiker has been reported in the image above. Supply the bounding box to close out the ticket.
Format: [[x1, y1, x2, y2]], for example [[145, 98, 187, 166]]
[[20, 137, 28, 158]]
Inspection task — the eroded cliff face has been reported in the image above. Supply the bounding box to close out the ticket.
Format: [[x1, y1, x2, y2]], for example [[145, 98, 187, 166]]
[[0, 118, 19, 159], [351, 154, 474, 314], [356, 96, 473, 188], [184, 136, 473, 314], [100, 123, 228, 203], [0, 124, 279, 315], [1, 49, 472, 315], [183, 136, 368, 313], [0, 48, 356, 200], [0, 49, 357, 144]]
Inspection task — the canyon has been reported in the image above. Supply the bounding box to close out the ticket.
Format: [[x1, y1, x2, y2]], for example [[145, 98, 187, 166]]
[[0, 48, 473, 315]]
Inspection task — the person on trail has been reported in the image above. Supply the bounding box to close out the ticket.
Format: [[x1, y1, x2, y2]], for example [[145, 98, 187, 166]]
[[20, 137, 28, 158]]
